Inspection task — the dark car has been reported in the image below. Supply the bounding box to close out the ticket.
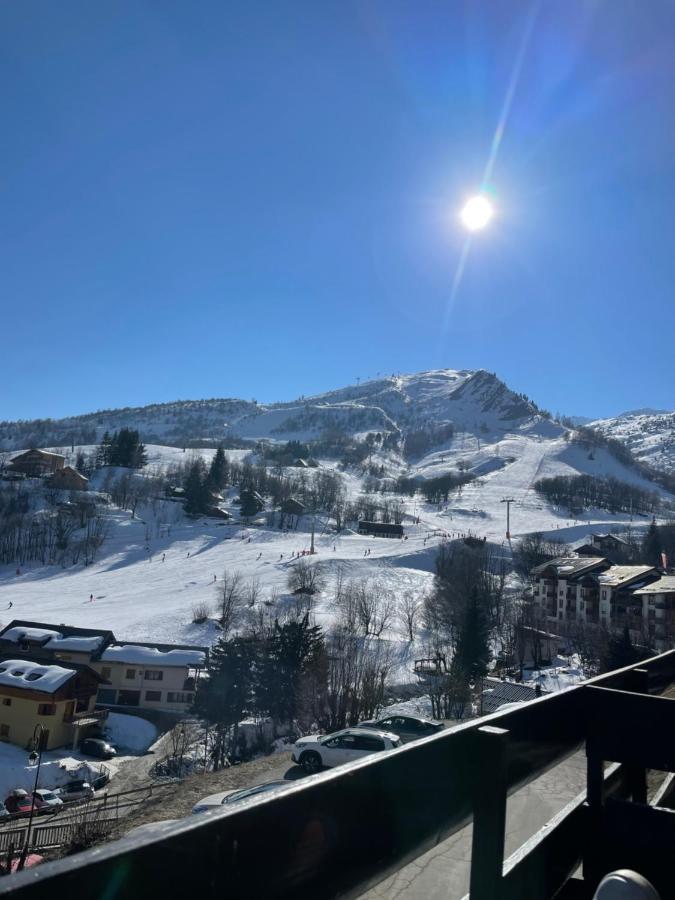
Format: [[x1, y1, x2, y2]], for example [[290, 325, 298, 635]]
[[55, 781, 95, 803], [80, 738, 117, 759], [358, 714, 444, 743]]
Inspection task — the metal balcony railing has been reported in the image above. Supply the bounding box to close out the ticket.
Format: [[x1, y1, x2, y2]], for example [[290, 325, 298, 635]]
[[2, 651, 675, 900]]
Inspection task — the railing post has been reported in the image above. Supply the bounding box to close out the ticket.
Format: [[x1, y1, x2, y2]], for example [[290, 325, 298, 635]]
[[625, 668, 649, 804], [469, 725, 509, 900]]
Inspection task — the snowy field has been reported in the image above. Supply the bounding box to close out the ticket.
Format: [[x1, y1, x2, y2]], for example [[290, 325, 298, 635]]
[[0, 428, 663, 651]]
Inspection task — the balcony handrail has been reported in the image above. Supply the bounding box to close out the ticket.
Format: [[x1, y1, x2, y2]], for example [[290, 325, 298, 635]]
[[1, 650, 674, 899]]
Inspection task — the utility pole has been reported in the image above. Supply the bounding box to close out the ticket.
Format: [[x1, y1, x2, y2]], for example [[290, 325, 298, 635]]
[[310, 512, 316, 555], [501, 498, 515, 541]]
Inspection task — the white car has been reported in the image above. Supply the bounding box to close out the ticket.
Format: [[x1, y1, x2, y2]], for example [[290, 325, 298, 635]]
[[192, 780, 292, 815], [292, 727, 401, 773]]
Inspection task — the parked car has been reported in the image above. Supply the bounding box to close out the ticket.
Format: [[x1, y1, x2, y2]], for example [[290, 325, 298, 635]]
[[292, 728, 401, 773], [192, 780, 293, 815], [32, 789, 64, 813], [4, 790, 33, 815], [55, 781, 95, 803], [80, 738, 116, 759], [358, 714, 444, 743]]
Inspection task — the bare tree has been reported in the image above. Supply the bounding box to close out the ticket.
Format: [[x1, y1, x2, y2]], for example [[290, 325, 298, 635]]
[[218, 570, 246, 637], [396, 591, 421, 642], [287, 559, 326, 597]]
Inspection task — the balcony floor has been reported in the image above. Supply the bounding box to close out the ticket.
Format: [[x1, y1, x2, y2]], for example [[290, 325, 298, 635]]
[[361, 751, 587, 899]]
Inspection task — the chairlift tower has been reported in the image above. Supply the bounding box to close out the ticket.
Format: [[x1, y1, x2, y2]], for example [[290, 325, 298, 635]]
[[501, 498, 515, 541]]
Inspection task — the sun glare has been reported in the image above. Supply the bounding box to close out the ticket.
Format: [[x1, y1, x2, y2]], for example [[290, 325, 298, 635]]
[[460, 195, 494, 232]]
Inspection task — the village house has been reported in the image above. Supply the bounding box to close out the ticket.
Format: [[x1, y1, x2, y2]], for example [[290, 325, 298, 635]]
[[9, 449, 65, 478], [0, 621, 207, 715], [93, 643, 206, 712], [49, 465, 89, 491], [0, 657, 107, 751]]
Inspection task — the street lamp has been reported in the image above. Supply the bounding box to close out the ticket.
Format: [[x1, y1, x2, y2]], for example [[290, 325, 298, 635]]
[[17, 723, 46, 871]]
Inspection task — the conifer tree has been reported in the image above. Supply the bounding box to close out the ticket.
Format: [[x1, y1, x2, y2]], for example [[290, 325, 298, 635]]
[[643, 518, 663, 567], [453, 588, 491, 682]]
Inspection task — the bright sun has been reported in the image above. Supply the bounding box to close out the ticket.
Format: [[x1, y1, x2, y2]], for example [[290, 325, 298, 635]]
[[460, 195, 494, 232]]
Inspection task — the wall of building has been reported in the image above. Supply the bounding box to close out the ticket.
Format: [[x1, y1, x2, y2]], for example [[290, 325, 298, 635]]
[[91, 661, 195, 712], [0, 693, 75, 750]]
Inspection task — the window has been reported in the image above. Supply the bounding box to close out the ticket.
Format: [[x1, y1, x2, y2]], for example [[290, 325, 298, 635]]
[[101, 667, 111, 680], [145, 690, 162, 702], [37, 704, 55, 716], [353, 735, 385, 751], [97, 688, 116, 704], [1, 698, 10, 707], [167, 692, 193, 704], [0, 724, 8, 738], [125, 669, 136, 680], [144, 671, 163, 681]]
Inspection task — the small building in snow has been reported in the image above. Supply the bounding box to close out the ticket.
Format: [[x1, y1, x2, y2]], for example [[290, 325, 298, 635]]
[[358, 521, 404, 538], [50, 466, 89, 492], [10, 449, 65, 478], [282, 498, 307, 517]]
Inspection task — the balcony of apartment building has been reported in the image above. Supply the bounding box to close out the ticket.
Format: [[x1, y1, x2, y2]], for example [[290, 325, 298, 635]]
[[5, 651, 675, 900]]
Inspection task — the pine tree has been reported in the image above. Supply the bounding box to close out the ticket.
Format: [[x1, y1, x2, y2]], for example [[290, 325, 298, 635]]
[[453, 588, 491, 681], [257, 615, 325, 724], [208, 446, 228, 490], [603, 625, 639, 672], [96, 432, 112, 468], [183, 460, 209, 515], [643, 518, 663, 567], [193, 636, 255, 769]]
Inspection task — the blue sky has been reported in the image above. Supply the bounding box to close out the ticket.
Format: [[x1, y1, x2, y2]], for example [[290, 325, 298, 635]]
[[2, 1, 674, 421]]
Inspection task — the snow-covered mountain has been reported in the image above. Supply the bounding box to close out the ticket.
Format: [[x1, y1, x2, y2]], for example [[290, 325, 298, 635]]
[[590, 410, 675, 476], [0, 369, 551, 450]]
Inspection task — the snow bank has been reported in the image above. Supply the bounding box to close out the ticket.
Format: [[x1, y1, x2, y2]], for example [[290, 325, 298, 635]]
[[0, 744, 105, 800], [104, 712, 157, 752]]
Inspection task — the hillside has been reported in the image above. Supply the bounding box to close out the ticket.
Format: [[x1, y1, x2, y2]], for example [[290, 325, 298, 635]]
[[1, 367, 673, 651], [0, 369, 548, 451], [591, 410, 675, 476]]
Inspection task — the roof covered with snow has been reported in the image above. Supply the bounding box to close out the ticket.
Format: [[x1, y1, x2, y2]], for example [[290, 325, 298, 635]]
[[1, 627, 63, 645], [532, 557, 607, 578], [0, 659, 76, 694], [47, 635, 106, 652], [595, 566, 656, 587], [100, 644, 206, 667], [633, 575, 675, 595], [481, 679, 547, 715]]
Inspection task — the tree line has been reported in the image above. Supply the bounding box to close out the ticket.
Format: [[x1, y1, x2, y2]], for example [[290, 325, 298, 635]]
[[534, 474, 660, 516]]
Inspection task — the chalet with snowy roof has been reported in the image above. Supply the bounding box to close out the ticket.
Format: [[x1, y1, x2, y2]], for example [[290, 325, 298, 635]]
[[0, 657, 107, 751], [0, 620, 207, 714], [358, 521, 404, 538], [10, 449, 65, 477], [94, 642, 207, 712], [532, 557, 610, 623], [0, 621, 113, 666], [281, 498, 307, 517], [49, 465, 89, 491]]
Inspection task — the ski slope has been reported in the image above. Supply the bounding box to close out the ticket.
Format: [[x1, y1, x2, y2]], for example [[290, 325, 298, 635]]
[[0, 425, 667, 646]]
